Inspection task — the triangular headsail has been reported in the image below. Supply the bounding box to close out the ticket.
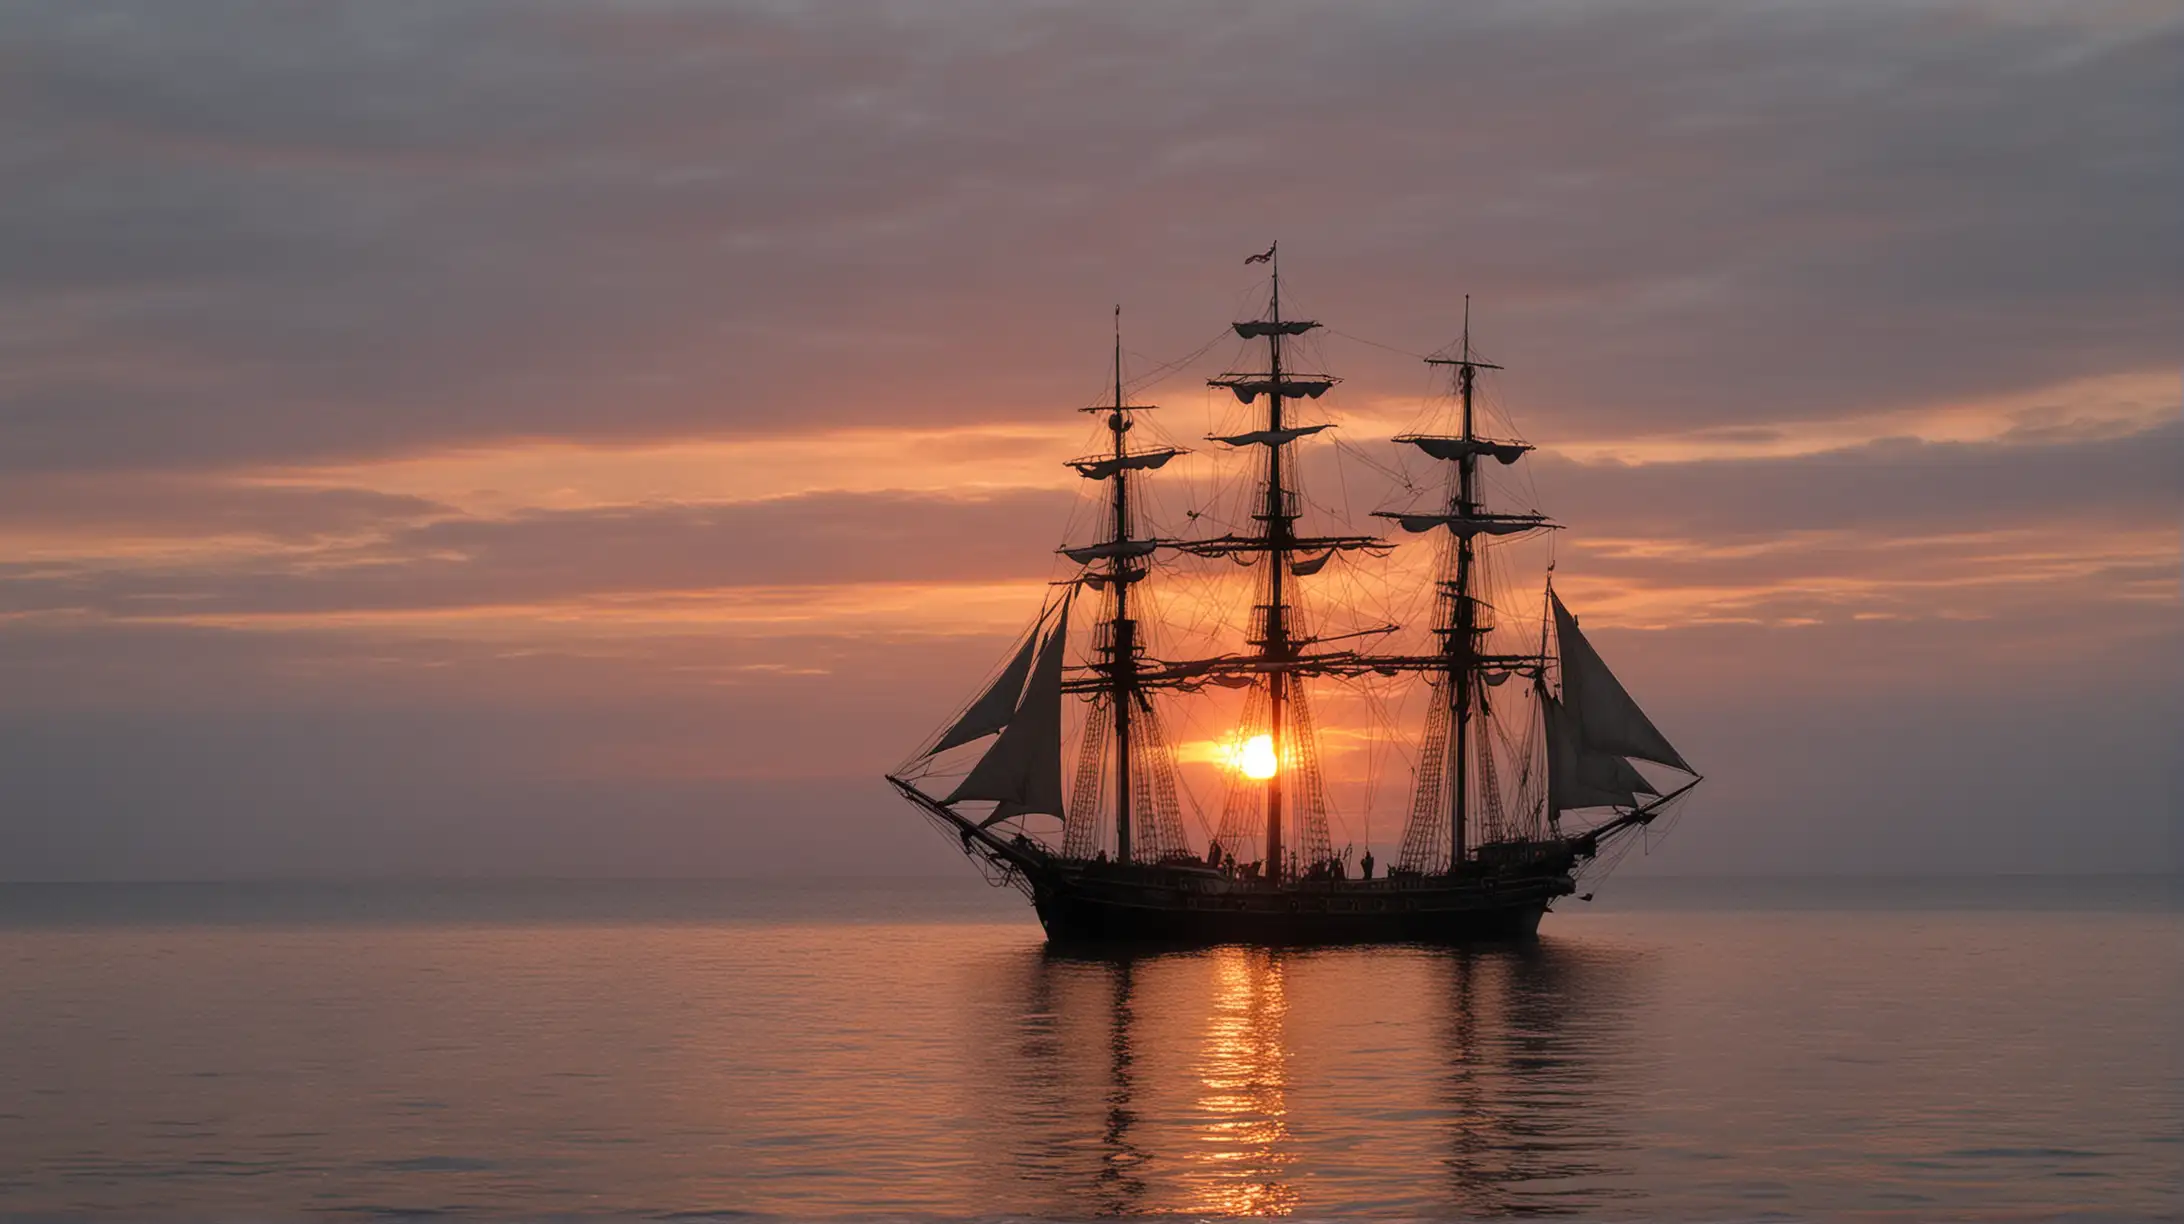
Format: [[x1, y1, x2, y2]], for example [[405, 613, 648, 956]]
[[1552, 592, 1692, 772], [945, 594, 1072, 819], [928, 607, 1047, 755], [1545, 693, 1651, 812]]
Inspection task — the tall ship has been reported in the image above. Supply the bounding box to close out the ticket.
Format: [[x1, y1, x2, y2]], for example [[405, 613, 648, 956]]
[[887, 250, 1699, 943]]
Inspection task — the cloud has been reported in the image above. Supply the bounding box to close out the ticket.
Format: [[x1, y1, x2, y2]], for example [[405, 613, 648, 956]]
[[3, 1, 2177, 471], [1535, 416, 2180, 540]]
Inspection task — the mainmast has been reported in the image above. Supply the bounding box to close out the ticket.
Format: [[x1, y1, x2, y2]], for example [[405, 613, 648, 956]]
[[1261, 261, 1293, 881], [1105, 308, 1138, 862], [1206, 244, 1338, 882]]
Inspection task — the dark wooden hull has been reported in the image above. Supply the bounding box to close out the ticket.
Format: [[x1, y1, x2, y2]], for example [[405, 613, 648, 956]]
[[883, 775, 1606, 948], [1020, 858, 1577, 947]]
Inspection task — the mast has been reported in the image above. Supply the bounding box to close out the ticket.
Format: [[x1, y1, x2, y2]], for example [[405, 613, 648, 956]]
[[1107, 307, 1135, 862], [1057, 313, 1183, 863], [1261, 257, 1291, 881], [1427, 299, 1490, 872], [1190, 245, 1357, 881], [1381, 301, 1569, 873]]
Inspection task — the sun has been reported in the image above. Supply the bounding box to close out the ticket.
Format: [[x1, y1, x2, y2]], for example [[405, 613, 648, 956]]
[[1235, 733, 1278, 780]]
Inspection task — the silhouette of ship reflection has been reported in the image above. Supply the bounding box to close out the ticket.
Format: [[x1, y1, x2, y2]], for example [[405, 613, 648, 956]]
[[969, 939, 1644, 1216]]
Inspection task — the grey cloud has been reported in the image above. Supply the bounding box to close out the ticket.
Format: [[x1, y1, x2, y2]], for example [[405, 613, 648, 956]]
[[1531, 418, 2184, 541], [1, 1, 2177, 471], [0, 474, 448, 538]]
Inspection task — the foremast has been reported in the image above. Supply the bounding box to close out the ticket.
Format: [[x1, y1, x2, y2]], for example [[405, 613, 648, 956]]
[[1060, 310, 1189, 864], [1096, 311, 1152, 860]]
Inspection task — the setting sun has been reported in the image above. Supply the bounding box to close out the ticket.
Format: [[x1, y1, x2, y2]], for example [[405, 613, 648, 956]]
[[1234, 733, 1279, 780]]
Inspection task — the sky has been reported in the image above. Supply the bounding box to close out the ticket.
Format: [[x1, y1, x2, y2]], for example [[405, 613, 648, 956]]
[[1, 0, 2176, 880]]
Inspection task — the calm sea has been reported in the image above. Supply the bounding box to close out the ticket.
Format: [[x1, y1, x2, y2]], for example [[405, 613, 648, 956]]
[[0, 876, 2175, 1221]]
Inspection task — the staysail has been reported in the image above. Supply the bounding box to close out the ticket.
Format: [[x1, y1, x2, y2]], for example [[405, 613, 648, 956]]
[[1552, 592, 1692, 772], [929, 608, 1046, 754], [1545, 693, 1653, 812], [945, 595, 1072, 820]]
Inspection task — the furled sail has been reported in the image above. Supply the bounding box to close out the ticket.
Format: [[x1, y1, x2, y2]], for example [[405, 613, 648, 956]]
[[1373, 510, 1549, 538], [1062, 539, 1161, 564], [1544, 693, 1655, 812], [1290, 549, 1335, 576], [1234, 320, 1320, 339], [946, 598, 1071, 818], [1398, 435, 1533, 465], [1210, 423, 1332, 448], [1210, 377, 1336, 403], [1179, 531, 1387, 559], [1069, 449, 1180, 481], [929, 608, 1045, 754], [1552, 592, 1692, 771]]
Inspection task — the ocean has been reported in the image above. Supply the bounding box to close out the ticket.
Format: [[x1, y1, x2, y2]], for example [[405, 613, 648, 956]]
[[0, 876, 2175, 1220]]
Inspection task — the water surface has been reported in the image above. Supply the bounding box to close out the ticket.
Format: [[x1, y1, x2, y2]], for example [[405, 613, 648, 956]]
[[0, 877, 2175, 1219]]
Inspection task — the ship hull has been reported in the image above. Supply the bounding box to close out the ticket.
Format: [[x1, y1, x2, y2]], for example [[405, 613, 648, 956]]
[[884, 775, 1602, 948], [1022, 860, 1574, 947]]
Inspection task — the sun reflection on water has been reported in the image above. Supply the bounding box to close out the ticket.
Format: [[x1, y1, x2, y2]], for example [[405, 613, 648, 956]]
[[1186, 947, 1298, 1216], [974, 938, 1646, 1217]]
